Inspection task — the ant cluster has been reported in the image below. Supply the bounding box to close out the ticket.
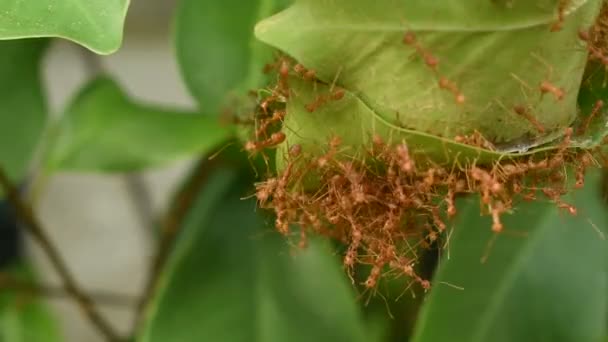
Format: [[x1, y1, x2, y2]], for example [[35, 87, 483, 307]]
[[241, 3, 608, 293], [243, 58, 293, 155], [246, 56, 346, 156], [579, 1, 608, 65], [254, 126, 602, 292]]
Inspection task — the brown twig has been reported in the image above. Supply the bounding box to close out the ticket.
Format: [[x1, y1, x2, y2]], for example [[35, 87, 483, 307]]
[[133, 156, 218, 330], [0, 273, 137, 308], [0, 167, 123, 341], [123, 173, 157, 234]]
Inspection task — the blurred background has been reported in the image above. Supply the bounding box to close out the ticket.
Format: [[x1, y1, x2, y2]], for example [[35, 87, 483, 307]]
[[31, 0, 194, 340]]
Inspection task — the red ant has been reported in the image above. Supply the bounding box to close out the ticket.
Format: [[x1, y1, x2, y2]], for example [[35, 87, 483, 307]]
[[439, 77, 466, 104], [403, 31, 465, 104], [578, 100, 603, 135], [513, 105, 546, 133], [578, 29, 608, 65], [540, 81, 565, 101], [490, 201, 505, 233], [395, 143, 415, 173], [364, 264, 382, 289], [289, 144, 302, 158], [294, 63, 316, 81], [558, 203, 578, 216], [278, 59, 290, 91], [317, 136, 342, 167], [550, 0, 570, 32], [245, 132, 286, 153], [579, 28, 591, 42], [305, 88, 346, 112], [403, 31, 440, 71], [255, 110, 286, 138], [255, 178, 277, 206], [574, 154, 594, 189]]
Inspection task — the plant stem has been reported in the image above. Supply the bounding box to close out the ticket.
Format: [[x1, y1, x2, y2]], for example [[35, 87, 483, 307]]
[[0, 167, 123, 342], [132, 157, 216, 332], [0, 273, 137, 308], [123, 173, 157, 234]]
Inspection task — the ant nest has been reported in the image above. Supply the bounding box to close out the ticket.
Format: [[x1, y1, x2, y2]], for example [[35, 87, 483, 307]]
[[241, 3, 608, 291], [253, 127, 602, 291], [243, 67, 603, 292]]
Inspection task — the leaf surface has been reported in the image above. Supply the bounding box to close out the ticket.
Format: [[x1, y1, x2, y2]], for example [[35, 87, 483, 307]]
[[256, 0, 603, 150], [48, 78, 233, 172], [0, 39, 48, 182], [412, 171, 608, 342], [139, 166, 368, 342], [0, 0, 129, 54], [174, 0, 290, 114]]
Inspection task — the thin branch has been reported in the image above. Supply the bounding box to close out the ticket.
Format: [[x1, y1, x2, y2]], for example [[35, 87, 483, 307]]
[[133, 157, 217, 331], [0, 167, 124, 342], [0, 273, 138, 308], [123, 173, 157, 234]]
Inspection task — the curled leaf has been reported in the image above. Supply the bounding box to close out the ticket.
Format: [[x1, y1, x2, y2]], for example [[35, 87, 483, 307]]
[[256, 0, 603, 154]]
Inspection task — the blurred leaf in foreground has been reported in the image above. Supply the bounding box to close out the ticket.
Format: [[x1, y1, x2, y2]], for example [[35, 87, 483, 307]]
[[0, 39, 48, 183], [47, 77, 234, 173], [0, 264, 62, 342], [174, 0, 289, 114], [139, 162, 369, 342], [412, 170, 608, 342]]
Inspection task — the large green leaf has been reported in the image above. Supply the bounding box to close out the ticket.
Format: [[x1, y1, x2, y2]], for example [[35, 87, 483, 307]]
[[138, 166, 368, 342], [47, 77, 234, 172], [0, 39, 48, 183], [0, 264, 62, 342], [0, 0, 129, 54], [412, 170, 608, 342], [256, 0, 603, 155], [174, 0, 289, 114], [276, 77, 606, 171]]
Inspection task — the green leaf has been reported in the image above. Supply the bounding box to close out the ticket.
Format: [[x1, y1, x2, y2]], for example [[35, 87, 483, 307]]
[[0, 39, 48, 183], [0, 0, 129, 54], [256, 0, 603, 150], [0, 264, 62, 342], [47, 77, 234, 172], [276, 77, 603, 172], [577, 61, 608, 147], [139, 166, 368, 342], [174, 0, 289, 114], [411, 170, 608, 342]]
